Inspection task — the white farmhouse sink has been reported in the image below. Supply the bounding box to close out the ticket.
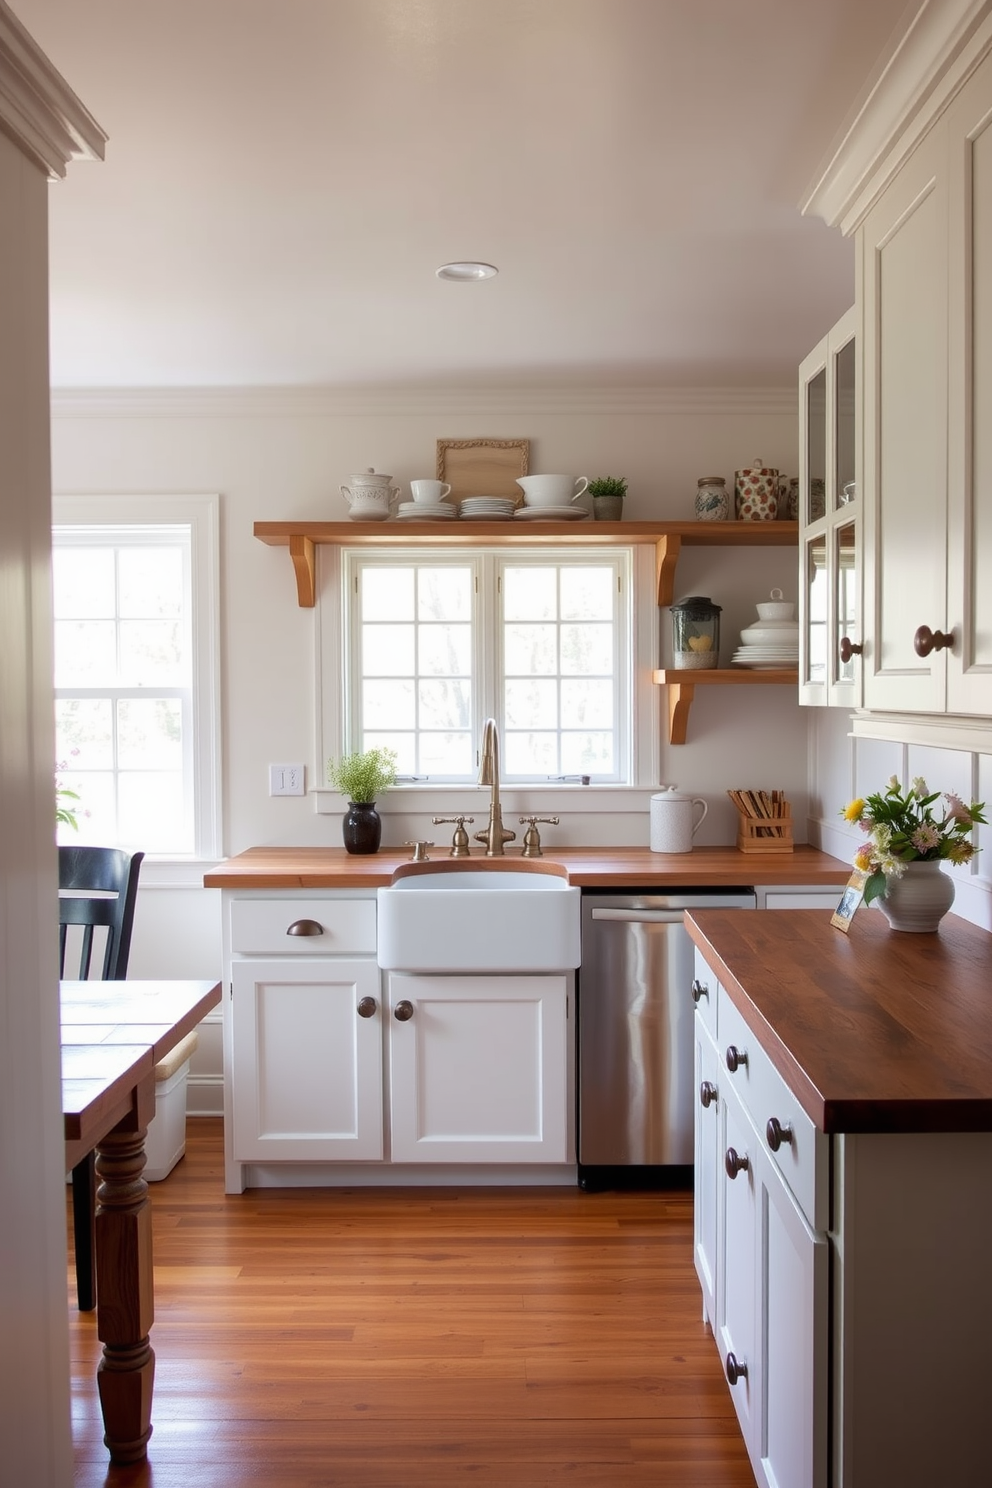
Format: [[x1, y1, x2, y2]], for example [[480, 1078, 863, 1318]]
[[376, 863, 581, 973]]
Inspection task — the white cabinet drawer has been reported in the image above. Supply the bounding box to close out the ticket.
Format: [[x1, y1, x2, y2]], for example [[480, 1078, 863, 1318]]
[[691, 946, 720, 1042], [719, 991, 828, 1232], [231, 897, 376, 956]]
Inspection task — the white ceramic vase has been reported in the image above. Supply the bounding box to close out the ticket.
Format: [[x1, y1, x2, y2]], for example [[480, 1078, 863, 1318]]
[[874, 859, 955, 932]]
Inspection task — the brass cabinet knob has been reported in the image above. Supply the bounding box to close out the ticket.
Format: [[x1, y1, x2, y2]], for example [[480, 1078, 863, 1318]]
[[357, 997, 377, 1019], [699, 1081, 718, 1109], [766, 1116, 793, 1152], [287, 918, 323, 936], [726, 1352, 748, 1386], [725, 1045, 748, 1074], [839, 636, 863, 663], [725, 1147, 749, 1180], [914, 624, 954, 657], [393, 1000, 414, 1022], [691, 978, 709, 1004]]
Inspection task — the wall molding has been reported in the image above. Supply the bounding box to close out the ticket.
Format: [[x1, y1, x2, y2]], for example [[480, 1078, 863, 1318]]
[[850, 708, 992, 753], [49, 383, 798, 422], [802, 0, 992, 233], [0, 4, 106, 177]]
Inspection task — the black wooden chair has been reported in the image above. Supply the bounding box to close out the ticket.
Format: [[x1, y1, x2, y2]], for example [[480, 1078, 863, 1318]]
[[59, 845, 144, 1311]]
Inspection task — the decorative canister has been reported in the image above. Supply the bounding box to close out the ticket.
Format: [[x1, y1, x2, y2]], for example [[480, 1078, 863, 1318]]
[[669, 594, 721, 669], [694, 476, 730, 521], [735, 457, 779, 520], [779, 475, 800, 521]]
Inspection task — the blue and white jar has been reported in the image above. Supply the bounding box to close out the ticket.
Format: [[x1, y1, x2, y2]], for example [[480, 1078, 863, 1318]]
[[694, 476, 730, 521]]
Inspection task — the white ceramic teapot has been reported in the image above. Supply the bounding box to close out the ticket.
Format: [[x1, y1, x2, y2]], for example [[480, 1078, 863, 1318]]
[[650, 786, 708, 854], [340, 468, 400, 521]]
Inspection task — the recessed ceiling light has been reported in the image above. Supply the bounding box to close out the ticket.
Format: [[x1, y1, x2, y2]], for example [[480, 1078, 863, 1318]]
[[435, 262, 498, 281]]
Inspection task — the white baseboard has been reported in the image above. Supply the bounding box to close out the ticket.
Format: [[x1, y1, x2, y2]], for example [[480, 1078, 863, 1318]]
[[187, 1074, 224, 1116]]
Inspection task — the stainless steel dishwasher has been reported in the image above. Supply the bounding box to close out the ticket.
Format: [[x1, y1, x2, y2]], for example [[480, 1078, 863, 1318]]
[[577, 888, 755, 1189]]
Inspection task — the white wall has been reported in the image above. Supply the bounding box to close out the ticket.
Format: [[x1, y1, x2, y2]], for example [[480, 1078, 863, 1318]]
[[50, 384, 808, 857], [808, 706, 992, 930]]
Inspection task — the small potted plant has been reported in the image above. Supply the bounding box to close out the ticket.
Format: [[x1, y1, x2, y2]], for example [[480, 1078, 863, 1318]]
[[327, 747, 398, 855], [587, 476, 627, 522]]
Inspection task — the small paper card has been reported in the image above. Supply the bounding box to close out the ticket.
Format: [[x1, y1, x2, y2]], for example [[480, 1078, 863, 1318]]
[[831, 868, 869, 934]]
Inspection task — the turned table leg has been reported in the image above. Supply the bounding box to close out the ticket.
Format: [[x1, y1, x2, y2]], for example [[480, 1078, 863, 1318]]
[[94, 1091, 156, 1465]]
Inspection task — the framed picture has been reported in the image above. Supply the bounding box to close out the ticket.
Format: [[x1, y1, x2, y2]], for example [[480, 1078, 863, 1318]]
[[830, 868, 868, 934], [436, 438, 530, 505]]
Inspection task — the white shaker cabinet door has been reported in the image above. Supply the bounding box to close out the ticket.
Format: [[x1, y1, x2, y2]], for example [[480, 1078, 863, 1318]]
[[861, 126, 949, 712], [693, 1014, 721, 1330], [387, 974, 569, 1163], [717, 1076, 758, 1451], [231, 958, 383, 1161], [754, 1142, 829, 1488]]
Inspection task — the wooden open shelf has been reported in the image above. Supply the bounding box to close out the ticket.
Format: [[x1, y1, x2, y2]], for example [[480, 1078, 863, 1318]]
[[254, 520, 798, 608], [652, 668, 800, 744]]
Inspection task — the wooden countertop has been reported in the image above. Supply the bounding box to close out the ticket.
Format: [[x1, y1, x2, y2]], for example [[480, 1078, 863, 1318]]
[[203, 844, 850, 890], [686, 907, 992, 1135]]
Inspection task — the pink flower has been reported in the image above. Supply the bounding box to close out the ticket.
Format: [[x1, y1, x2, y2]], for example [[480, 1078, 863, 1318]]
[[944, 793, 972, 825], [911, 824, 941, 852]]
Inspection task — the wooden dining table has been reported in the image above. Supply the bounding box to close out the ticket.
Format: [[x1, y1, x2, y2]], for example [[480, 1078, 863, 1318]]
[[61, 977, 222, 1466]]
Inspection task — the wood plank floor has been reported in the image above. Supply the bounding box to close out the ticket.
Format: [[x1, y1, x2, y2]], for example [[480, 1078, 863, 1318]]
[[70, 1119, 756, 1487]]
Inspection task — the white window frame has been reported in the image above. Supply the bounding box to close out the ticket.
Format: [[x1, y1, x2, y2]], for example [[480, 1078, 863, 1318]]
[[318, 543, 651, 797], [52, 493, 222, 862]]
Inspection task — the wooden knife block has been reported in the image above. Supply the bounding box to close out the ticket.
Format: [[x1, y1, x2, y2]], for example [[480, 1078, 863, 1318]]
[[733, 798, 794, 854]]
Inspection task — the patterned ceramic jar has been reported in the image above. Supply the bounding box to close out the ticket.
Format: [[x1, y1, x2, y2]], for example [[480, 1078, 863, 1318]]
[[694, 476, 730, 521], [779, 476, 800, 521], [735, 457, 779, 520]]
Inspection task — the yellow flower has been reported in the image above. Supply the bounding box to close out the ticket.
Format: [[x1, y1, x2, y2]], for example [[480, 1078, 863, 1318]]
[[853, 844, 874, 872], [843, 798, 866, 822]]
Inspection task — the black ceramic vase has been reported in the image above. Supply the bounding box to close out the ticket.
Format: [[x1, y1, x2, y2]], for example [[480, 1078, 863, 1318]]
[[342, 800, 381, 855]]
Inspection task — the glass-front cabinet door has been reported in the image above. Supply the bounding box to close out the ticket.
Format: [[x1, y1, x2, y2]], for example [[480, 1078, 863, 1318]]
[[798, 306, 860, 707]]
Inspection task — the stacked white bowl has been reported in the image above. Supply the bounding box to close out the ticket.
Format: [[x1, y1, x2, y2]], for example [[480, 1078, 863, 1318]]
[[732, 589, 799, 669]]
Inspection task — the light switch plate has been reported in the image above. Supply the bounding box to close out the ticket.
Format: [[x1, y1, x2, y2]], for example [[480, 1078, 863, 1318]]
[[269, 763, 305, 796]]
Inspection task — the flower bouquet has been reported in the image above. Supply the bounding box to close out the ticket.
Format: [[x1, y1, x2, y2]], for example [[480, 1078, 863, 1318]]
[[841, 776, 986, 907]]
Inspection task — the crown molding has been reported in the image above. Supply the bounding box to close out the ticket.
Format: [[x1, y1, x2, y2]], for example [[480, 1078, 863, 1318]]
[[49, 383, 798, 421], [0, 2, 105, 177], [802, 0, 992, 234]]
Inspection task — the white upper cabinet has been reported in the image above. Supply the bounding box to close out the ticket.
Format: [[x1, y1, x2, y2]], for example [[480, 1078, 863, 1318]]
[[798, 307, 859, 708], [860, 49, 992, 718], [945, 55, 992, 715]]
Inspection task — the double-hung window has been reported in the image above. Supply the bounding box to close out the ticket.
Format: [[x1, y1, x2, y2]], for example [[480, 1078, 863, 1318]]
[[52, 495, 221, 858], [339, 548, 631, 783]]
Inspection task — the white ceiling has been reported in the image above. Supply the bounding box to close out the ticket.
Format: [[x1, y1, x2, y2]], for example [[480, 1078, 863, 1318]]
[[13, 0, 912, 391]]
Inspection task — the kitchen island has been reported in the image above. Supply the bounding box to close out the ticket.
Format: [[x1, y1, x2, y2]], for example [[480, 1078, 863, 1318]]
[[685, 905, 992, 1488]]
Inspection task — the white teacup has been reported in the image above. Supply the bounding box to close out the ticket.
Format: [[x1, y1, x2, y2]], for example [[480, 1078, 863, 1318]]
[[410, 479, 452, 505], [516, 474, 589, 507]]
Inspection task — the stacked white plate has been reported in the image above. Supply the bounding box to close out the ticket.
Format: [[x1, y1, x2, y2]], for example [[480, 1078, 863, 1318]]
[[459, 496, 516, 521], [394, 501, 456, 520], [732, 618, 800, 669], [514, 505, 589, 522]]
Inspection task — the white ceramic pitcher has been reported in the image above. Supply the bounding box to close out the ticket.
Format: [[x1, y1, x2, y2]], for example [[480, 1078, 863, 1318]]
[[650, 786, 708, 854]]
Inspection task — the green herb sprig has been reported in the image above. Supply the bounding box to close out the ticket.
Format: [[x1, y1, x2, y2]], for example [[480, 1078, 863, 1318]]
[[326, 747, 398, 803]]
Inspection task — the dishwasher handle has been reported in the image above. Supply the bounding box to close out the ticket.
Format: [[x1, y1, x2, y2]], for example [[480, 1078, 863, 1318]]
[[589, 908, 684, 923]]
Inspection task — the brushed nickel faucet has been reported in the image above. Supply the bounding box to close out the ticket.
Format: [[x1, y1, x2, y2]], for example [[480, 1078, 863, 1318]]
[[474, 718, 516, 857]]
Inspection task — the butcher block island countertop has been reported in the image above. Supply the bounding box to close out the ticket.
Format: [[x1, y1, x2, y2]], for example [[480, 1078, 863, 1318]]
[[686, 907, 992, 1135], [203, 843, 849, 890]]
